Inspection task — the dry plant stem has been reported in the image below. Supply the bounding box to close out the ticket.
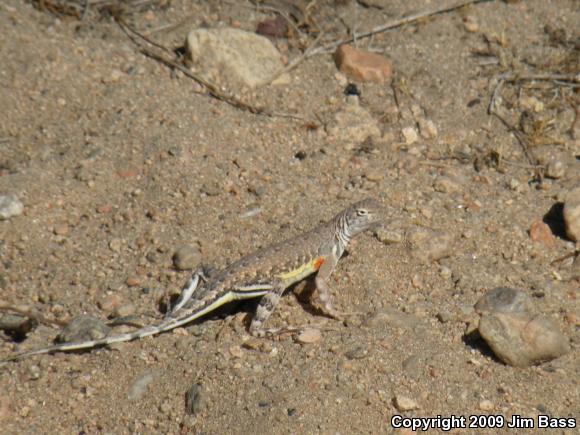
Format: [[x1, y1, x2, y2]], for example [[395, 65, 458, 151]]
[[0, 300, 68, 328], [116, 17, 304, 120], [309, 0, 489, 57]]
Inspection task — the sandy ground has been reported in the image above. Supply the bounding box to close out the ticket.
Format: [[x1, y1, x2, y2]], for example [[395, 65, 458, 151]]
[[0, 0, 578, 433]]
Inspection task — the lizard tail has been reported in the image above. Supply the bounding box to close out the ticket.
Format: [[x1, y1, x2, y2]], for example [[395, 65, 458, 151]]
[[2, 321, 178, 363]]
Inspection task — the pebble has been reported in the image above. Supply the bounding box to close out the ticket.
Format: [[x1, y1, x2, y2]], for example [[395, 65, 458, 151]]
[[402, 355, 422, 378], [474, 287, 534, 315], [402, 126, 419, 145], [479, 399, 494, 411], [529, 220, 556, 249], [326, 102, 381, 148], [463, 16, 479, 33], [375, 227, 403, 244], [57, 315, 111, 343], [115, 303, 136, 318], [334, 44, 393, 83], [125, 276, 141, 287], [172, 246, 201, 271], [418, 118, 438, 139], [185, 383, 206, 415], [408, 228, 453, 262], [433, 176, 461, 194], [478, 312, 570, 367], [98, 293, 122, 313], [0, 195, 24, 220], [229, 345, 244, 358], [545, 160, 566, 179], [109, 238, 122, 252], [295, 328, 322, 344], [186, 28, 285, 88], [563, 187, 580, 242], [393, 395, 419, 411], [365, 308, 420, 330], [128, 371, 158, 401], [0, 314, 33, 335]]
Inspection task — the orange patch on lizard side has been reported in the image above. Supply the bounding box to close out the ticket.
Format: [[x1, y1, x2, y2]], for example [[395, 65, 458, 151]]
[[313, 257, 325, 269]]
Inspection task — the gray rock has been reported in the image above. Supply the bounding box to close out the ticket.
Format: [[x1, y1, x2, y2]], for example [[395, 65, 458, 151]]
[[128, 371, 159, 401], [185, 383, 206, 415], [57, 315, 111, 343], [478, 312, 570, 367], [0, 195, 24, 220], [173, 246, 201, 271], [185, 28, 285, 89], [474, 287, 535, 315]]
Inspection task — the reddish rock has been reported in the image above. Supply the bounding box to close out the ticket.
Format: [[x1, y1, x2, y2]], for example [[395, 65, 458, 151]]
[[529, 220, 556, 249], [334, 45, 392, 83]]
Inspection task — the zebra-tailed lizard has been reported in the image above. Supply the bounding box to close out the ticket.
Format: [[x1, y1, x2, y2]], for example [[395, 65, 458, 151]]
[[2, 198, 381, 362]]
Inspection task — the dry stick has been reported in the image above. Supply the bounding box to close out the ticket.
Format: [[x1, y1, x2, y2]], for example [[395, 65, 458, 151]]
[[308, 0, 490, 57], [0, 301, 68, 328], [116, 18, 305, 120]]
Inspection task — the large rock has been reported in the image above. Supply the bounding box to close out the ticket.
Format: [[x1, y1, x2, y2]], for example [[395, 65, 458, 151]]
[[563, 187, 580, 242], [185, 28, 285, 89], [478, 312, 570, 367]]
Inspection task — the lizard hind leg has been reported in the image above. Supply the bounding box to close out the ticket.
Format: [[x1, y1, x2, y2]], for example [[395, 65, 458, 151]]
[[166, 267, 208, 318], [249, 291, 283, 337]]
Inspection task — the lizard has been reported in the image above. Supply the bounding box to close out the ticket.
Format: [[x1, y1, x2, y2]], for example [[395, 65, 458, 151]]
[[1, 198, 382, 362]]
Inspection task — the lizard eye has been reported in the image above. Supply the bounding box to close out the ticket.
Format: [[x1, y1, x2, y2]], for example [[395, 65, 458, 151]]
[[356, 208, 368, 217]]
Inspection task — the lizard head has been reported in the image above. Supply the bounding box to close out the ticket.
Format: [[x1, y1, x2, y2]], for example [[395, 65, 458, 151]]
[[343, 198, 382, 236]]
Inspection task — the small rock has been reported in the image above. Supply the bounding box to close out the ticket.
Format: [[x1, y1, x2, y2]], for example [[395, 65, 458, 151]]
[[0, 195, 24, 220], [393, 395, 418, 411], [53, 224, 69, 236], [109, 238, 122, 253], [563, 187, 580, 242], [229, 345, 244, 358], [185, 383, 206, 415], [256, 16, 288, 38], [375, 227, 403, 244], [433, 176, 461, 194], [529, 220, 556, 249], [408, 228, 453, 262], [126, 276, 141, 287], [98, 294, 122, 313], [479, 399, 494, 411], [334, 44, 392, 83], [474, 287, 534, 315], [186, 28, 285, 89], [172, 246, 202, 271], [295, 328, 322, 344], [463, 16, 479, 33], [115, 303, 136, 318], [0, 314, 34, 336], [128, 371, 158, 401], [326, 103, 381, 147], [545, 160, 566, 179], [401, 127, 418, 145], [402, 355, 422, 378], [58, 315, 111, 343], [418, 118, 438, 139], [365, 308, 420, 330], [478, 312, 570, 367]]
